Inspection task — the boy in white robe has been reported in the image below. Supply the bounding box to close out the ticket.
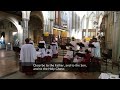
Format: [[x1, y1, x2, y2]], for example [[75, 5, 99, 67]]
[[73, 47, 85, 63], [51, 39, 58, 58], [35, 48, 42, 63], [45, 46, 53, 62], [20, 38, 37, 75], [38, 37, 46, 62], [70, 37, 77, 51], [73, 55, 80, 63], [63, 47, 73, 63], [36, 48, 41, 57]]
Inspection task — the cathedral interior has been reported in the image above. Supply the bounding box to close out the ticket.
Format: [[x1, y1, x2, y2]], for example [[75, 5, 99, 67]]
[[0, 11, 120, 79]]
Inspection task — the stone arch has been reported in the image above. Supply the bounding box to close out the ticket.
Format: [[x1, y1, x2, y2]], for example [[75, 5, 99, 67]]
[[29, 11, 44, 44], [0, 18, 17, 46], [88, 12, 96, 29], [30, 11, 44, 29], [0, 17, 19, 31], [88, 12, 96, 18], [81, 15, 86, 29], [98, 13, 104, 27], [0, 11, 23, 44]]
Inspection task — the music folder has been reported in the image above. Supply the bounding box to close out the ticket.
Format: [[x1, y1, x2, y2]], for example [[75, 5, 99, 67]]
[[38, 43, 44, 48], [88, 44, 96, 48], [47, 51, 50, 54], [60, 45, 67, 50], [76, 52, 85, 57], [66, 43, 74, 47], [77, 43, 85, 47], [50, 44, 56, 46]]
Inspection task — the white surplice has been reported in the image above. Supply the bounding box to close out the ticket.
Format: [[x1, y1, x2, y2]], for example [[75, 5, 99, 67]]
[[45, 49, 53, 57], [29, 40, 34, 46], [92, 42, 101, 58], [39, 40, 46, 48], [36, 51, 42, 57], [51, 42, 58, 54], [64, 50, 73, 60], [70, 40, 77, 51], [73, 56, 80, 63], [38, 40, 46, 58], [20, 44, 37, 63]]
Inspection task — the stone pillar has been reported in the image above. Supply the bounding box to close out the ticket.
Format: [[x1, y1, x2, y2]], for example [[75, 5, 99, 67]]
[[112, 11, 120, 62], [49, 19, 54, 43], [49, 11, 55, 43], [72, 11, 75, 37], [96, 11, 99, 36], [22, 11, 31, 44], [69, 11, 72, 38], [86, 12, 89, 37], [75, 13, 77, 32], [50, 19, 54, 34], [17, 25, 23, 47], [22, 18, 29, 43]]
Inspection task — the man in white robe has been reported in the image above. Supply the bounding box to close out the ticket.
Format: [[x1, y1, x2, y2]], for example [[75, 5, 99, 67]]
[[20, 38, 37, 75], [51, 39, 58, 58], [70, 37, 77, 51], [92, 38, 101, 58], [69, 37, 78, 58]]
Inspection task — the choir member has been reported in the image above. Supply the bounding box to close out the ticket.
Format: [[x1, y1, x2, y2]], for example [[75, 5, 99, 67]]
[[51, 39, 58, 58], [45, 45, 53, 62], [70, 37, 77, 51], [63, 47, 73, 63], [38, 37, 46, 61], [92, 38, 101, 58], [20, 38, 37, 75]]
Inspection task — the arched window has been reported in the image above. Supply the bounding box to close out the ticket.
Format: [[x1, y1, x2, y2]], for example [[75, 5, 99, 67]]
[[81, 15, 86, 29], [1, 32, 5, 37], [88, 12, 96, 29], [98, 14, 103, 28]]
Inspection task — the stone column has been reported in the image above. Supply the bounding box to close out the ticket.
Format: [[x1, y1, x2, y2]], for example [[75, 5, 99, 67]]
[[22, 18, 29, 43], [50, 19, 54, 34], [75, 13, 77, 32], [49, 19, 54, 43], [69, 11, 72, 38], [86, 12, 89, 37], [96, 11, 99, 36], [22, 11, 31, 44], [112, 11, 120, 62], [72, 11, 75, 37]]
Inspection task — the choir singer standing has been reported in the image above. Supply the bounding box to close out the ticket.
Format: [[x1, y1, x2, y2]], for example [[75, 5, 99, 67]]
[[20, 38, 37, 75]]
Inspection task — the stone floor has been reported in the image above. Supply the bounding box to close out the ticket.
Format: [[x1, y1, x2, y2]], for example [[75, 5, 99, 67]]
[[44, 72, 100, 79], [0, 49, 119, 79], [0, 50, 19, 77]]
